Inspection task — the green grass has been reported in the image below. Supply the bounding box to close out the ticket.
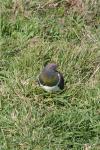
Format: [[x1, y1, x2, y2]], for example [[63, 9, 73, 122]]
[[0, 0, 100, 149]]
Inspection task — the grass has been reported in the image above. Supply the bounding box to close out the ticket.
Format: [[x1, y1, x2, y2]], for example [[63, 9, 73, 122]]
[[0, 0, 100, 149]]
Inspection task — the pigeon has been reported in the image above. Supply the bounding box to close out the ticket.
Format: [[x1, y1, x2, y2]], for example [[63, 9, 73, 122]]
[[38, 63, 64, 92]]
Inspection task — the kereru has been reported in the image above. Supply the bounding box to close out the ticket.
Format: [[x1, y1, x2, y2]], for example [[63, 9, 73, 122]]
[[38, 63, 64, 92]]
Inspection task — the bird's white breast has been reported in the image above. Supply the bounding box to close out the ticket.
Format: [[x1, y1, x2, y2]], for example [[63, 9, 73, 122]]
[[39, 83, 60, 92]]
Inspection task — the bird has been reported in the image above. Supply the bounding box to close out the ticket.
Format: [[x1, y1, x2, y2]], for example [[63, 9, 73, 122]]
[[38, 63, 64, 92]]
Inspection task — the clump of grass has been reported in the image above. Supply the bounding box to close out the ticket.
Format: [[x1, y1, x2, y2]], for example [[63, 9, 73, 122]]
[[0, 0, 100, 149]]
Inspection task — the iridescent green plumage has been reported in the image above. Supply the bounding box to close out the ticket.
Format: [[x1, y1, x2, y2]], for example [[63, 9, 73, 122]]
[[38, 63, 64, 92], [39, 69, 59, 86]]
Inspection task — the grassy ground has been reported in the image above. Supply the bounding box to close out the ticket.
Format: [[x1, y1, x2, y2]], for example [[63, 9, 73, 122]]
[[0, 0, 100, 149]]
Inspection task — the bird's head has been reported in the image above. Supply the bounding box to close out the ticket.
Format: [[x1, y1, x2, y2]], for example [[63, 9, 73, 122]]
[[45, 63, 57, 70]]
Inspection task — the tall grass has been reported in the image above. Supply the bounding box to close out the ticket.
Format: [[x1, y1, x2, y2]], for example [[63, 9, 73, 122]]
[[0, 0, 100, 149]]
